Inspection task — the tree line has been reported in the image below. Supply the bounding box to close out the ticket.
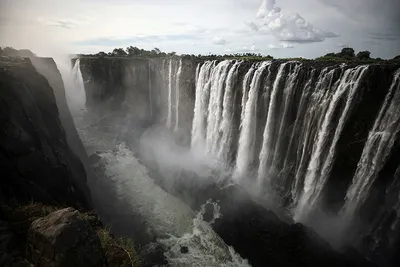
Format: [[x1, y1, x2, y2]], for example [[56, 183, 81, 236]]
[[1, 45, 399, 62], [316, 47, 385, 62]]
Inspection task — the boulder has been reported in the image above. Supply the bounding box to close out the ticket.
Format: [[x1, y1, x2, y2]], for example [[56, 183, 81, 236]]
[[28, 208, 104, 267]]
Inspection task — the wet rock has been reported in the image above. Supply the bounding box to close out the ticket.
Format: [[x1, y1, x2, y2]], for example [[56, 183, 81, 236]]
[[88, 153, 102, 165], [180, 246, 189, 254], [28, 208, 104, 267]]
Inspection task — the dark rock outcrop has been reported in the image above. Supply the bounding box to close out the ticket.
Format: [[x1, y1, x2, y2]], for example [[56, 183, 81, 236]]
[[28, 207, 104, 267], [0, 57, 91, 209]]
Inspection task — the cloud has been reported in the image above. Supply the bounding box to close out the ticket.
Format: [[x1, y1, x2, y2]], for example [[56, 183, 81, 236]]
[[213, 36, 227, 45], [319, 0, 400, 34], [75, 34, 199, 47], [281, 42, 294, 48], [268, 42, 294, 49], [245, 21, 259, 32], [368, 32, 400, 41], [250, 0, 338, 43], [37, 18, 81, 29], [225, 44, 259, 53]]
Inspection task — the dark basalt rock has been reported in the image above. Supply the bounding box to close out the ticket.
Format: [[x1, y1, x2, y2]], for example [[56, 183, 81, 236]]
[[28, 207, 104, 267], [0, 57, 91, 209]]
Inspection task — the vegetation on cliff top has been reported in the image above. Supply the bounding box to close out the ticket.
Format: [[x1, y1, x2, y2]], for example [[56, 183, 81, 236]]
[[74, 45, 400, 63], [1, 45, 399, 63]]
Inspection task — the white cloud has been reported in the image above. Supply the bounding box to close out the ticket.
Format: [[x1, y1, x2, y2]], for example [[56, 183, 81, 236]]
[[251, 0, 338, 43], [213, 36, 227, 45], [281, 42, 294, 48], [268, 42, 294, 49], [225, 44, 259, 53]]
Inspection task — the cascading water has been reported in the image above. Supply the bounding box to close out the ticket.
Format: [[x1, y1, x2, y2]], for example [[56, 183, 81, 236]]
[[191, 61, 214, 149], [70, 59, 86, 110], [295, 65, 369, 220], [218, 61, 241, 162], [258, 62, 288, 186], [175, 59, 182, 132], [342, 69, 400, 219], [75, 55, 400, 265], [235, 62, 270, 180], [206, 60, 232, 157], [149, 61, 153, 117], [167, 59, 173, 129]]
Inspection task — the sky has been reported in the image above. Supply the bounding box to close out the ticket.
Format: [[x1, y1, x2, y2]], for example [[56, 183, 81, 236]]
[[0, 0, 399, 58]]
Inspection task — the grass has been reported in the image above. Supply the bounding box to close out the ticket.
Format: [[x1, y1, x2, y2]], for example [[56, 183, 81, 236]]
[[96, 226, 141, 267]]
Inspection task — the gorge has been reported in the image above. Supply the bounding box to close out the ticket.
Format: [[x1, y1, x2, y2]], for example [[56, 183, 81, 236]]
[[74, 56, 399, 266], [1, 52, 399, 266]]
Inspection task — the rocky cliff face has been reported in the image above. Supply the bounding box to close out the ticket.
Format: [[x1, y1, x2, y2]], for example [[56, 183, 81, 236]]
[[0, 57, 91, 209]]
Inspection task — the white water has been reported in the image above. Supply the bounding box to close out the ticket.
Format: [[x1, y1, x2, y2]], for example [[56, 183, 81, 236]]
[[74, 112, 251, 267], [70, 59, 87, 111], [206, 60, 232, 156], [291, 68, 336, 203], [160, 200, 251, 267], [191, 61, 214, 149], [295, 65, 369, 220], [175, 59, 182, 132], [258, 62, 288, 185], [149, 61, 153, 117], [240, 67, 256, 128], [342, 69, 400, 218], [270, 63, 301, 172], [218, 61, 241, 162], [167, 59, 173, 129], [235, 62, 270, 180]]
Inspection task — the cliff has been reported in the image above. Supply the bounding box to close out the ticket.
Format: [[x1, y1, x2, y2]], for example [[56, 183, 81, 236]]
[[0, 56, 91, 209]]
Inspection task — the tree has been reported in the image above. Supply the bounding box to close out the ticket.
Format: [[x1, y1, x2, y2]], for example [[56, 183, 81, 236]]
[[339, 47, 355, 58], [112, 48, 127, 56], [126, 46, 141, 56], [392, 55, 400, 61], [356, 50, 371, 60], [96, 51, 107, 57]]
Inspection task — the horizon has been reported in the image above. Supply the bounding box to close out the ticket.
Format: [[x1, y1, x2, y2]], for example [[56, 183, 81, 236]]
[[0, 0, 399, 59]]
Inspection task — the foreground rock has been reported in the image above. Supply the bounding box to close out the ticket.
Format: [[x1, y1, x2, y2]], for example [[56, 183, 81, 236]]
[[28, 207, 104, 267]]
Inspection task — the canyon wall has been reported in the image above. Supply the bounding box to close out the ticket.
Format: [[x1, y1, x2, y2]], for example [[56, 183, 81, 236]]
[[0, 57, 92, 209]]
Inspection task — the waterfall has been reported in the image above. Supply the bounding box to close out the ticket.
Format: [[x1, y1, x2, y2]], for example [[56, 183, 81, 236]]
[[191, 61, 214, 148], [240, 67, 256, 128], [188, 60, 400, 236], [258, 62, 288, 185], [291, 68, 337, 202], [167, 59, 173, 129], [235, 62, 270, 179], [295, 65, 369, 220], [269, 63, 301, 177], [70, 59, 86, 110], [218, 61, 241, 162], [175, 59, 182, 132], [206, 60, 232, 156], [342, 69, 400, 218], [149, 61, 153, 117]]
